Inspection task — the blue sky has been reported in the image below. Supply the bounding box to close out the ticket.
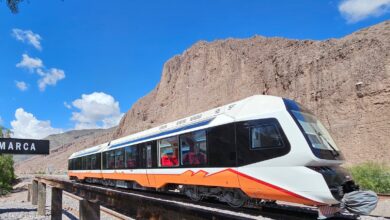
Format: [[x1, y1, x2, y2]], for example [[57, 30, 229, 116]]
[[0, 0, 389, 138]]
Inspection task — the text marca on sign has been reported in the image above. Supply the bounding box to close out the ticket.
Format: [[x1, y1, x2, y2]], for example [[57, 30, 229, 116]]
[[0, 138, 50, 155]]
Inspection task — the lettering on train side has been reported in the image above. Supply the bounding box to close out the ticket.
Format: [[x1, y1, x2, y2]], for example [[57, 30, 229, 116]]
[[159, 125, 168, 130], [190, 114, 202, 121], [177, 119, 186, 125]]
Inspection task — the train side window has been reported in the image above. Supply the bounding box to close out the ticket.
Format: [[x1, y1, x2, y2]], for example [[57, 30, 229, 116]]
[[125, 145, 138, 168], [146, 144, 152, 168], [85, 157, 89, 169], [108, 151, 115, 169], [180, 130, 207, 166], [85, 156, 89, 170], [91, 154, 96, 170], [96, 153, 101, 169], [115, 148, 125, 169], [103, 152, 109, 169], [82, 157, 86, 170], [76, 158, 81, 170], [250, 124, 284, 149], [158, 136, 179, 167]]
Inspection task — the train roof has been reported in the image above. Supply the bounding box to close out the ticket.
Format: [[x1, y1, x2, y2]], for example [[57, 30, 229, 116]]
[[69, 142, 109, 159], [69, 95, 287, 159]]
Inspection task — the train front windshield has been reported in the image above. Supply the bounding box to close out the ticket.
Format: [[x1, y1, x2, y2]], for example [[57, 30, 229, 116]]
[[291, 111, 339, 151], [283, 99, 343, 160]]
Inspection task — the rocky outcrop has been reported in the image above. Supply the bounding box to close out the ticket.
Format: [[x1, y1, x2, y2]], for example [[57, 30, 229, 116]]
[[114, 20, 390, 165]]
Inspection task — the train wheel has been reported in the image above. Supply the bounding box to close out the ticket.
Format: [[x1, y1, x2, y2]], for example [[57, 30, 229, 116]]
[[224, 190, 248, 208], [184, 186, 203, 202], [102, 179, 109, 187]]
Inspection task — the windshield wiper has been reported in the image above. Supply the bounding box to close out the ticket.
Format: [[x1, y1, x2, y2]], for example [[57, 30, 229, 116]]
[[318, 133, 340, 157], [308, 124, 340, 157]]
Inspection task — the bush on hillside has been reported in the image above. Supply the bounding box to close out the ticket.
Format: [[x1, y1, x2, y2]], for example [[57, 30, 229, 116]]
[[0, 126, 16, 195], [349, 162, 390, 194], [0, 154, 15, 195]]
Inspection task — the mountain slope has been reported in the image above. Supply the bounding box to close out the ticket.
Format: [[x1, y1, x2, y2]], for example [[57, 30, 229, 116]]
[[14, 128, 115, 173], [114, 20, 390, 165]]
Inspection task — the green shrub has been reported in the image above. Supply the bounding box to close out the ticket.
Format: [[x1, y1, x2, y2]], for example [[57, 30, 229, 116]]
[[348, 162, 390, 194], [0, 154, 15, 195], [0, 126, 16, 195]]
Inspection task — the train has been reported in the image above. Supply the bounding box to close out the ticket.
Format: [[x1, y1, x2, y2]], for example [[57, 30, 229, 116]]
[[68, 95, 363, 216]]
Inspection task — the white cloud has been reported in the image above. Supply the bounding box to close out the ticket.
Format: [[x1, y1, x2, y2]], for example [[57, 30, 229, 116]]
[[0, 116, 3, 125], [15, 81, 28, 91], [64, 102, 72, 109], [11, 108, 62, 139], [15, 54, 65, 91], [70, 92, 123, 129], [16, 54, 43, 72], [339, 0, 390, 23], [12, 28, 42, 50], [37, 68, 66, 91]]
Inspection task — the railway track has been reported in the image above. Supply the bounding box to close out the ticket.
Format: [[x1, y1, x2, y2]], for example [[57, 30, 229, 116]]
[[80, 182, 359, 220]]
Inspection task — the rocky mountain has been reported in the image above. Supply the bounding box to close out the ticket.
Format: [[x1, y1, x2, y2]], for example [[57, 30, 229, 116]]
[[15, 20, 390, 174], [114, 20, 390, 165], [13, 128, 115, 162], [14, 128, 115, 173], [46, 128, 117, 149]]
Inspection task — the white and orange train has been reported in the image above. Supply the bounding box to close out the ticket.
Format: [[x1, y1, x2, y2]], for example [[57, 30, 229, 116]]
[[68, 95, 360, 210]]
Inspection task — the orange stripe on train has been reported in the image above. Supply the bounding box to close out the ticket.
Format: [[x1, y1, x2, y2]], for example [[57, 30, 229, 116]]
[[68, 168, 322, 206]]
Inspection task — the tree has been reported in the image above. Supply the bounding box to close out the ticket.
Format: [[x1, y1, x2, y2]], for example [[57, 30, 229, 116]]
[[0, 126, 13, 138], [2, 0, 23, 13], [0, 155, 15, 194], [0, 126, 15, 195]]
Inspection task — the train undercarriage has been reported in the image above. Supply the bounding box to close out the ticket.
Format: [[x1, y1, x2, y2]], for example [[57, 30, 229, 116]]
[[76, 177, 266, 208], [71, 175, 380, 220]]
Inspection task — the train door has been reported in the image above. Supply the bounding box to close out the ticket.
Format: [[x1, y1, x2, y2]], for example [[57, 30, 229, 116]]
[[140, 142, 155, 186]]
